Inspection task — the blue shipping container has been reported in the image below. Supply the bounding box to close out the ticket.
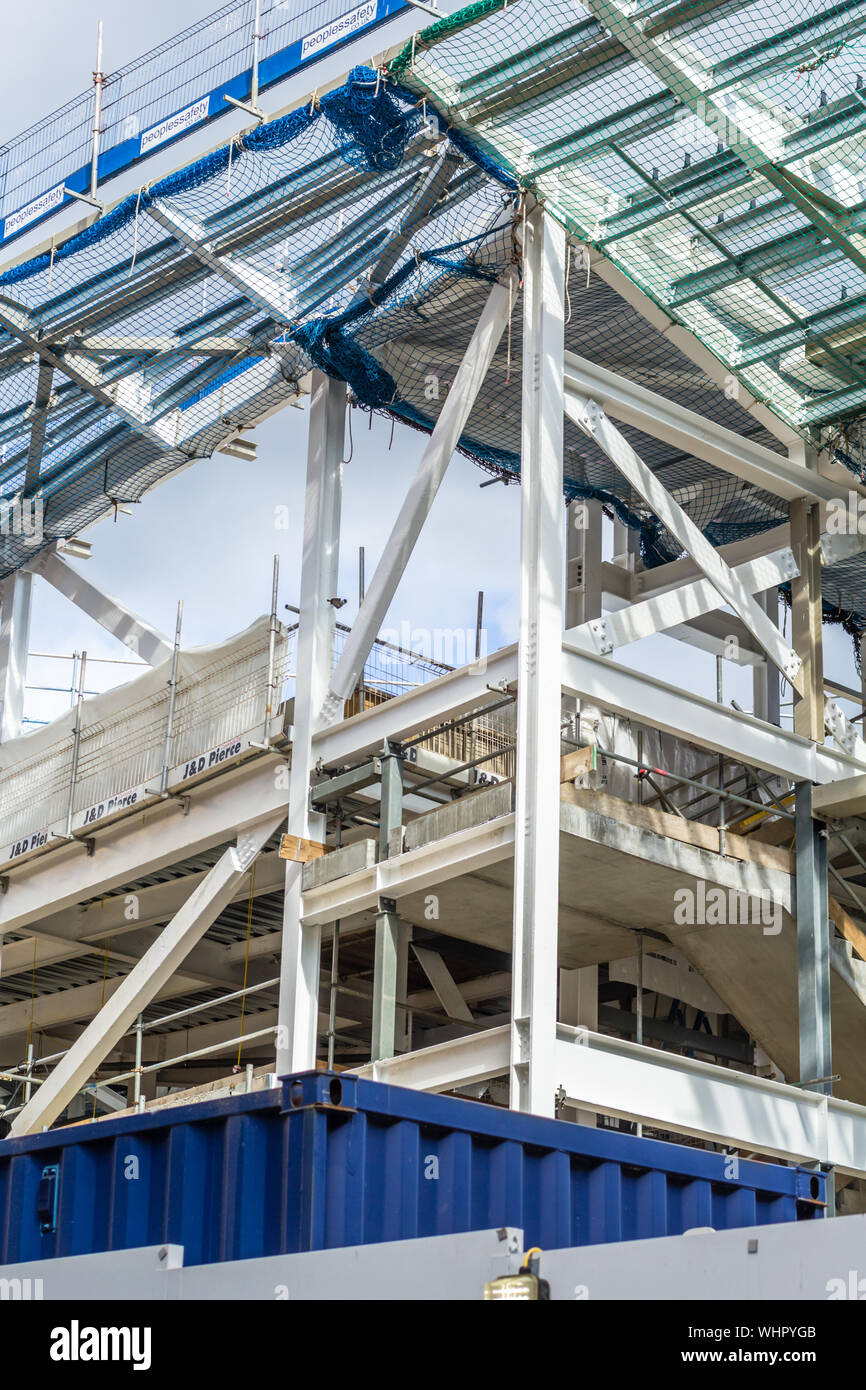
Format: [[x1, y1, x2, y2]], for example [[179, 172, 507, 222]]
[[0, 1071, 825, 1266]]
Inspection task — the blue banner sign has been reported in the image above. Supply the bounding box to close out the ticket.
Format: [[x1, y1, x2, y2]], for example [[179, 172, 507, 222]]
[[0, 0, 409, 250]]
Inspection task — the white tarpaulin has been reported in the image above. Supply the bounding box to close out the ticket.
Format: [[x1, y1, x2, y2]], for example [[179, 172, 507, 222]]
[[0, 616, 287, 854]]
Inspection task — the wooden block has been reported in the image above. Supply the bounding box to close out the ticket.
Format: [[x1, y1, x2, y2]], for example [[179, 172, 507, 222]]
[[279, 834, 329, 863], [829, 893, 866, 965], [560, 745, 594, 782]]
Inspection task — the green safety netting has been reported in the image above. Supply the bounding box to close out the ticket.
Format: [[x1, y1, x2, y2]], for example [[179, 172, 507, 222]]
[[392, 0, 866, 437], [0, 2, 864, 649]]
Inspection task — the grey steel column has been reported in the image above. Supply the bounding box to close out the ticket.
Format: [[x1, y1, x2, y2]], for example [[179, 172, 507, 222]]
[[371, 741, 403, 1061], [795, 781, 832, 1094]]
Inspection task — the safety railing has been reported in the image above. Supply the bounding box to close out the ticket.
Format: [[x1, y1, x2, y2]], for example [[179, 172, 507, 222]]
[[0, 613, 288, 859], [0, 0, 409, 248], [285, 617, 516, 779], [0, 976, 281, 1122]]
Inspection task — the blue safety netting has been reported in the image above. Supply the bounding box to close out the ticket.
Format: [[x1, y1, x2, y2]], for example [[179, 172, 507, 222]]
[[0, 51, 864, 649]]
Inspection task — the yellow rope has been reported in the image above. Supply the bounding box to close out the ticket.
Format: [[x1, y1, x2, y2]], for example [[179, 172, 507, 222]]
[[235, 862, 257, 1069]]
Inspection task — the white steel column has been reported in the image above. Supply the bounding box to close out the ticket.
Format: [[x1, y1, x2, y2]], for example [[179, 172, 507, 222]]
[[276, 371, 346, 1076], [566, 498, 602, 628], [753, 589, 781, 724], [510, 207, 566, 1117], [0, 571, 33, 743]]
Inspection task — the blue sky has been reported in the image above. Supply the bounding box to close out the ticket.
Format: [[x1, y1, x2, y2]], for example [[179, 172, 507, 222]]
[[4, 0, 859, 728]]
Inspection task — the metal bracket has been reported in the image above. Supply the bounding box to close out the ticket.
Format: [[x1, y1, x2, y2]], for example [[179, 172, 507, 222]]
[[62, 187, 105, 212], [778, 546, 799, 582], [820, 530, 866, 567], [235, 829, 264, 872], [0, 876, 9, 895], [222, 94, 265, 123], [588, 616, 613, 655], [310, 758, 382, 807], [84, 837, 96, 858], [825, 697, 860, 756]]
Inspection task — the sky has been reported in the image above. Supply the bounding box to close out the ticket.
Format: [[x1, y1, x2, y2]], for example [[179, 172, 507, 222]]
[[3, 0, 860, 729]]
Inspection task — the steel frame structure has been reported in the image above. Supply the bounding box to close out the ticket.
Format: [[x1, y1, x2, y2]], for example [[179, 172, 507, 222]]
[[6, 199, 866, 1148], [4, 5, 866, 1192]]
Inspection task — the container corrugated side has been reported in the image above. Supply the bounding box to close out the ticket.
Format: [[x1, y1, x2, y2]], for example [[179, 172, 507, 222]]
[[0, 1071, 825, 1266]]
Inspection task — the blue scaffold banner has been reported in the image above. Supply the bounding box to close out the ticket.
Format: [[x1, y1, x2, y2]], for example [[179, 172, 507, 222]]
[[0, 0, 409, 251]]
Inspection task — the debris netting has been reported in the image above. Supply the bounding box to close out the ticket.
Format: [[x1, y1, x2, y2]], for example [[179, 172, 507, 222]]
[[392, 0, 866, 440], [0, 1, 865, 645]]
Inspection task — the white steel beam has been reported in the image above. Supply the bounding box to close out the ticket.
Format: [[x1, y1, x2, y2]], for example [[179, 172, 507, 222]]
[[315, 642, 518, 767], [555, 1025, 866, 1177], [320, 279, 513, 726], [563, 352, 844, 505], [0, 299, 179, 452], [356, 1024, 510, 1091], [352, 1024, 866, 1175], [25, 548, 173, 665], [361, 149, 462, 298], [26, 359, 54, 489], [0, 850, 286, 965], [602, 530, 788, 664], [511, 207, 565, 1118], [633, 523, 792, 598], [276, 371, 345, 1076], [8, 815, 278, 1135], [411, 945, 474, 1023], [565, 394, 805, 691], [146, 202, 299, 324], [75, 333, 268, 357], [605, 590, 767, 665], [561, 639, 864, 783], [300, 814, 514, 926], [0, 570, 32, 742], [570, 547, 797, 657]]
